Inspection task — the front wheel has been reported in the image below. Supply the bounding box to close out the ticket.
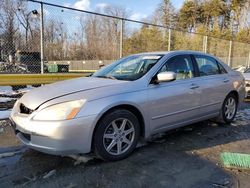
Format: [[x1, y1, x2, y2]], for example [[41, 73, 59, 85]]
[[217, 93, 238, 124], [93, 109, 140, 161]]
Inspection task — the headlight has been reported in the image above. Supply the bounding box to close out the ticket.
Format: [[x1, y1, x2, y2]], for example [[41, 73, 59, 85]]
[[245, 80, 250, 87], [33, 99, 86, 121]]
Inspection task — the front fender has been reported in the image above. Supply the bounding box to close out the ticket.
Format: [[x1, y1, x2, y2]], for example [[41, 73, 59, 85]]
[[76, 90, 150, 138]]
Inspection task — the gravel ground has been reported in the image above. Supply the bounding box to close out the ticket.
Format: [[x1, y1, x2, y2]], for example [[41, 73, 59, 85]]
[[0, 102, 250, 188]]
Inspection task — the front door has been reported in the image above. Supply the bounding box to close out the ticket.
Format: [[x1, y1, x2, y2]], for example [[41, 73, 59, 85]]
[[148, 55, 202, 133]]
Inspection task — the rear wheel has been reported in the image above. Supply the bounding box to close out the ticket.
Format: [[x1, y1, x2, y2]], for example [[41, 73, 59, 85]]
[[93, 109, 140, 161], [217, 93, 238, 124]]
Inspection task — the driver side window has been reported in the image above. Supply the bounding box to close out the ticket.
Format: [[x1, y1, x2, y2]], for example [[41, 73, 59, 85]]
[[159, 55, 194, 80]]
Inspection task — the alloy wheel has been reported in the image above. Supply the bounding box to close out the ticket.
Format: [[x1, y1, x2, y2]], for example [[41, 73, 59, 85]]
[[224, 97, 236, 120], [103, 118, 135, 155]]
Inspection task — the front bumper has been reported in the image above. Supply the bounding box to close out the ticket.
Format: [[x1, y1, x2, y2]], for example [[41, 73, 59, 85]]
[[10, 113, 97, 155]]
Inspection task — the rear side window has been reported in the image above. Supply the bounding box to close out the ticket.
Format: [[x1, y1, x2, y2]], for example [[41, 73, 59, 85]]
[[194, 55, 220, 76]]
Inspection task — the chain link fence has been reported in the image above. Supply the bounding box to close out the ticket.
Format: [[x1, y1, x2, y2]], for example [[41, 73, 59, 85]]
[[1, 0, 250, 75], [0, 0, 41, 73]]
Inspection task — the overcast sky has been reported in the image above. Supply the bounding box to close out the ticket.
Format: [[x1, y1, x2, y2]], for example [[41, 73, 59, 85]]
[[46, 0, 184, 20]]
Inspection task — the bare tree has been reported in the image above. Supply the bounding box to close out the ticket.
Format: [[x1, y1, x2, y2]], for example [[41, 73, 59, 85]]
[[81, 5, 129, 60], [0, 0, 17, 61], [15, 0, 39, 47], [239, 0, 250, 28]]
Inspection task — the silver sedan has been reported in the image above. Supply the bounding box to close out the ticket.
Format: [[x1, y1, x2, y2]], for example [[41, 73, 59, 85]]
[[10, 51, 245, 161]]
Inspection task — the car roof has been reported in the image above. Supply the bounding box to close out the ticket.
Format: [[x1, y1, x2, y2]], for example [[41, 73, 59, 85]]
[[135, 50, 213, 57], [131, 50, 232, 72], [135, 50, 226, 64]]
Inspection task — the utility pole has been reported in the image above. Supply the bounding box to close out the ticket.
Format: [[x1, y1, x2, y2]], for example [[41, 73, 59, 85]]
[[119, 19, 124, 58], [168, 28, 171, 51]]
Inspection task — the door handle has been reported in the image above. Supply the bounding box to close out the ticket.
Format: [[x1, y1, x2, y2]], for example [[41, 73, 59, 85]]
[[190, 83, 199, 89], [223, 78, 230, 83]]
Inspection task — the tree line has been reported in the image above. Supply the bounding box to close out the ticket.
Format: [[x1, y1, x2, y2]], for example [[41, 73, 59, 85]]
[[0, 0, 249, 63], [125, 0, 250, 59]]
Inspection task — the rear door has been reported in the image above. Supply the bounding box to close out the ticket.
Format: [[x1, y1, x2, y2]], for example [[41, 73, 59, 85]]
[[148, 55, 202, 133], [192, 55, 232, 116]]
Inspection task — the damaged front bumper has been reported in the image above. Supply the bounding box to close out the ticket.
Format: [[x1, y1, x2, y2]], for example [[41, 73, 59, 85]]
[[9, 113, 97, 156]]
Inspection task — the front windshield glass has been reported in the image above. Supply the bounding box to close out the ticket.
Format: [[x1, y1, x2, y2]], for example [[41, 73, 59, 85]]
[[92, 55, 163, 81], [244, 68, 250, 73]]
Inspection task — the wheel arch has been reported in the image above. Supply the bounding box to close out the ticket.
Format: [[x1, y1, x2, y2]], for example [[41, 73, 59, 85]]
[[227, 90, 239, 103], [91, 104, 146, 149]]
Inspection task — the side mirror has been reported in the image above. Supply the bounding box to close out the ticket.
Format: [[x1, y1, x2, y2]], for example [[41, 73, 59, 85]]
[[157, 71, 176, 83]]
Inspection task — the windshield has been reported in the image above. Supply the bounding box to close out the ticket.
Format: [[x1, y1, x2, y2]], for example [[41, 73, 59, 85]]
[[244, 68, 250, 73], [92, 55, 163, 81]]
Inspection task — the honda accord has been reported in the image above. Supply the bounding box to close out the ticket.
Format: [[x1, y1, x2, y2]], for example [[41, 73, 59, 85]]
[[10, 51, 245, 161]]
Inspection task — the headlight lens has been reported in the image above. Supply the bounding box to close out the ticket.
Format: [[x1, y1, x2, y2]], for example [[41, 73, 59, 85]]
[[245, 80, 250, 87], [33, 99, 86, 121]]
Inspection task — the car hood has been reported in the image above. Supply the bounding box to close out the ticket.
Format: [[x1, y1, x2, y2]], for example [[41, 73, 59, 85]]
[[19, 77, 127, 110]]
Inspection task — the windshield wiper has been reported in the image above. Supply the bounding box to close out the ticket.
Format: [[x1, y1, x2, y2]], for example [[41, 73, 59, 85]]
[[95, 75, 117, 80]]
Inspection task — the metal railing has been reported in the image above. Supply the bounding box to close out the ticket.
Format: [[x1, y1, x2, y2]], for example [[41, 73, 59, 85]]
[[0, 0, 250, 77], [0, 73, 86, 86]]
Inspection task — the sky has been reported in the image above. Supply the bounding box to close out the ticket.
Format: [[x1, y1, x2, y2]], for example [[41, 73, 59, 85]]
[[44, 0, 185, 21]]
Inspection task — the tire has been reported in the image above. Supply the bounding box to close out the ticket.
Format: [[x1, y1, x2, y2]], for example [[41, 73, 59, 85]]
[[93, 109, 140, 161], [216, 93, 238, 124]]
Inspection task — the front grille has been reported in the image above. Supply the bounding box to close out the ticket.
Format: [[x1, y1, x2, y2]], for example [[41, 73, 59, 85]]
[[15, 130, 31, 141], [22, 132, 31, 141], [20, 103, 34, 114]]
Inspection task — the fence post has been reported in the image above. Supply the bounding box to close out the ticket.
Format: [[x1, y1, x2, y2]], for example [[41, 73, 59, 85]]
[[40, 2, 45, 74], [119, 19, 124, 58], [203, 36, 207, 53], [168, 28, 171, 51], [228, 40, 232, 67], [248, 51, 250, 68]]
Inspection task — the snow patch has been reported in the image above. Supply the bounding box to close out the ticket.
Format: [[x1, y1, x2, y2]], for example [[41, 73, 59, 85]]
[[0, 86, 13, 95], [0, 86, 33, 96], [0, 110, 11, 120], [43, 169, 56, 179], [68, 154, 93, 165], [18, 85, 34, 93], [0, 97, 15, 103], [0, 151, 21, 159], [235, 108, 250, 121]]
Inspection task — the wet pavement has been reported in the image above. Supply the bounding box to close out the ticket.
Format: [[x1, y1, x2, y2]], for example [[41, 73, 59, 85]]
[[0, 103, 250, 187]]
